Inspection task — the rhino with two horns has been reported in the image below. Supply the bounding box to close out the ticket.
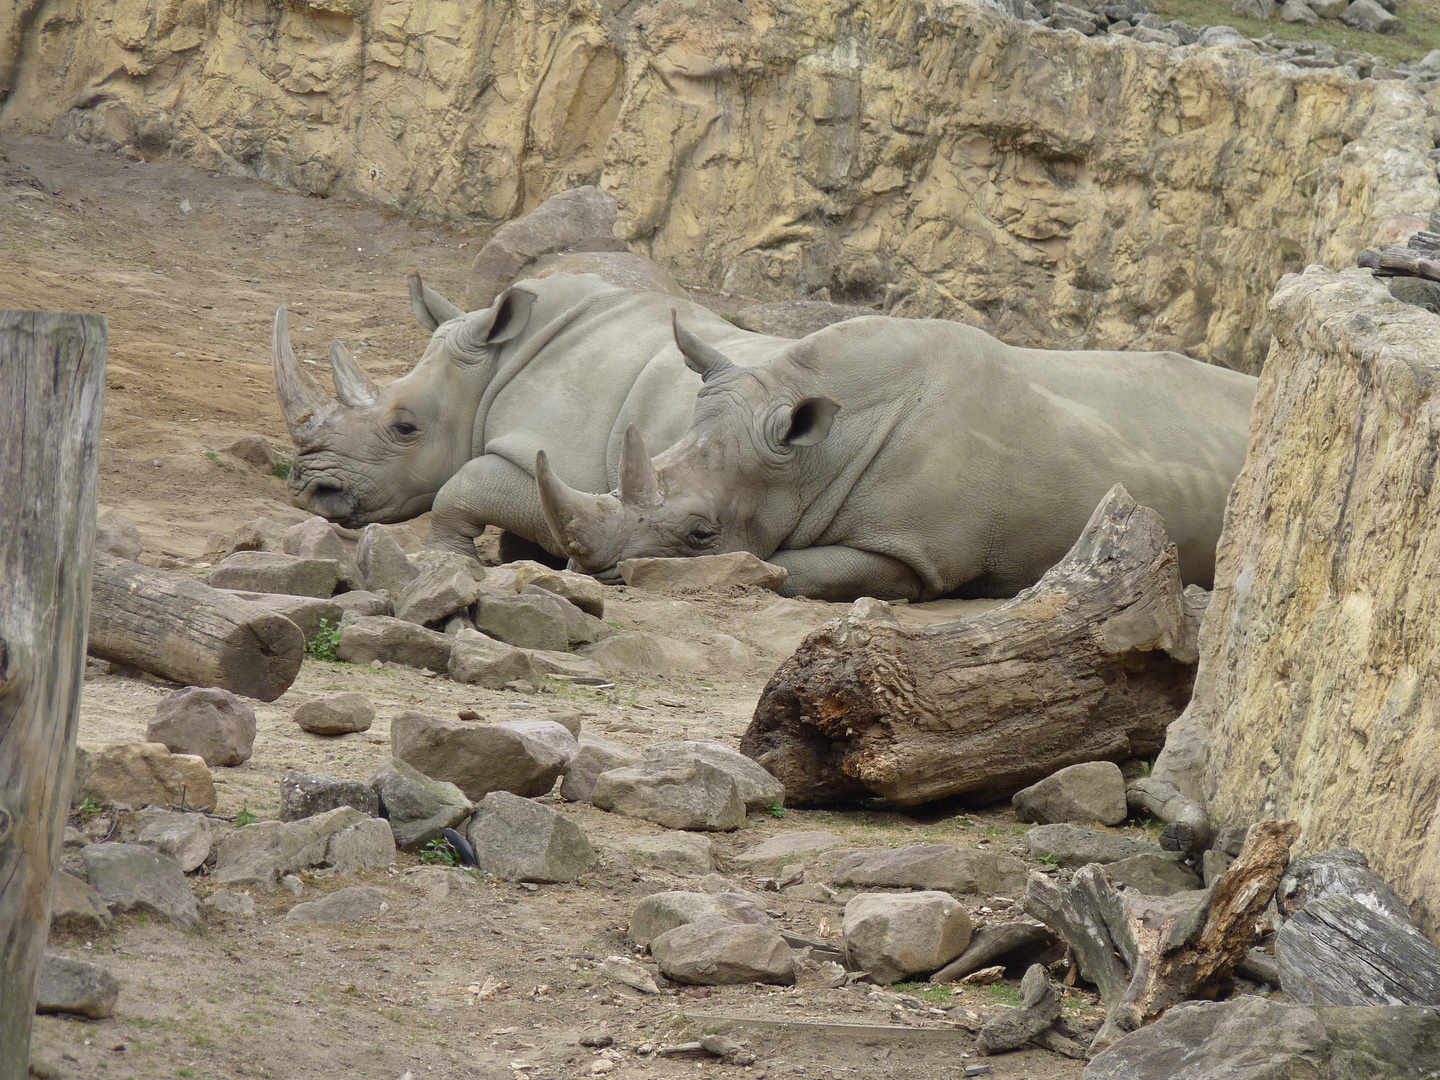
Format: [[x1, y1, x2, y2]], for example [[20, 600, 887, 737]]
[[535, 313, 1258, 602], [272, 273, 781, 558]]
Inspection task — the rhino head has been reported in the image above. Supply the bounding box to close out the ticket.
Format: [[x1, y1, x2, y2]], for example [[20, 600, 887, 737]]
[[535, 312, 840, 581], [272, 273, 535, 526]]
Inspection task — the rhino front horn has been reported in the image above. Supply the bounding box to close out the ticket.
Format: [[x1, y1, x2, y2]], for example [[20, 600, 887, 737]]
[[535, 450, 623, 569], [272, 305, 338, 439]]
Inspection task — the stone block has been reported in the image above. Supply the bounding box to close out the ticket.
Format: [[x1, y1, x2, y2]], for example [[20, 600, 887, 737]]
[[145, 686, 256, 767]]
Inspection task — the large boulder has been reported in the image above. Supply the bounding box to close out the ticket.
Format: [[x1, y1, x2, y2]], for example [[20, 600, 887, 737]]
[[842, 891, 972, 985], [213, 806, 390, 889], [390, 712, 577, 801], [80, 843, 203, 929], [464, 791, 596, 882], [590, 758, 747, 831], [466, 185, 620, 306], [1011, 761, 1127, 826], [832, 845, 1027, 897], [650, 921, 796, 986], [205, 551, 341, 597], [334, 615, 453, 672], [641, 740, 785, 812], [72, 742, 216, 812], [292, 692, 375, 736], [1186, 270, 1440, 938], [367, 758, 473, 851], [144, 686, 256, 767]]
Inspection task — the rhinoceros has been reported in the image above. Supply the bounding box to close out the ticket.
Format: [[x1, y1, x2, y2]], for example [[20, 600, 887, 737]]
[[534, 313, 1258, 602], [271, 273, 778, 559]]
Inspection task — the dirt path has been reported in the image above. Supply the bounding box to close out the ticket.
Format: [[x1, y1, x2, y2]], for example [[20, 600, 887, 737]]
[[3, 135, 1098, 1080]]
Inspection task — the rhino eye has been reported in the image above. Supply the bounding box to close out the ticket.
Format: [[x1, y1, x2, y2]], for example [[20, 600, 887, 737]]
[[390, 419, 419, 438], [684, 523, 720, 549]]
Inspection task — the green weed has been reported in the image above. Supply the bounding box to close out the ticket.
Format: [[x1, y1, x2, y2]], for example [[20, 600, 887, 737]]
[[306, 618, 341, 662]]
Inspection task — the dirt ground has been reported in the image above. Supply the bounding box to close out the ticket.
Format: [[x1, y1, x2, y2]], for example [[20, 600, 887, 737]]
[[0, 135, 1122, 1080]]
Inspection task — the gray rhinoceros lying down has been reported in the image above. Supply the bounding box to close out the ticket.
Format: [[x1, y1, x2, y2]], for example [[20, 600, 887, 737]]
[[534, 313, 1259, 602], [272, 273, 781, 558]]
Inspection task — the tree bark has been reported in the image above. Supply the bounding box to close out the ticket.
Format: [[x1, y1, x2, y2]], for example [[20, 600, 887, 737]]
[[0, 311, 107, 1079], [1276, 893, 1440, 1006], [742, 485, 1201, 806], [88, 555, 304, 702]]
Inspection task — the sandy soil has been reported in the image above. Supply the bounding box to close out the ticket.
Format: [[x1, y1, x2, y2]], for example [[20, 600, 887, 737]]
[[1, 135, 1109, 1080]]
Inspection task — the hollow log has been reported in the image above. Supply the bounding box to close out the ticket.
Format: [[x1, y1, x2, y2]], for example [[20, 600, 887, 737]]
[[1025, 820, 1299, 1056], [742, 485, 1200, 806], [0, 311, 107, 1079], [88, 554, 304, 702]]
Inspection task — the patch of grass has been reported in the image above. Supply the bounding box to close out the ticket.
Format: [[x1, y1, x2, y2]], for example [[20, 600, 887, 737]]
[[765, 801, 786, 819], [234, 804, 258, 827], [984, 983, 1024, 1007], [895, 982, 954, 1005], [1151, 0, 1440, 63], [274, 457, 292, 480], [420, 838, 459, 866], [306, 617, 342, 663], [75, 795, 103, 819], [203, 450, 217, 460]]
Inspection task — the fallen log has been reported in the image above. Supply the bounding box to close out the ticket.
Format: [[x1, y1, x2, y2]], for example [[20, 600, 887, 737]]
[[0, 311, 107, 1079], [742, 485, 1201, 806], [1276, 893, 1440, 1006], [1025, 820, 1299, 1055], [88, 554, 304, 701]]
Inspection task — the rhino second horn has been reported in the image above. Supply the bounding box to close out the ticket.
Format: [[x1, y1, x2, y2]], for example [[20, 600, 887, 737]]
[[329, 340, 379, 408], [272, 305, 337, 438], [672, 309, 736, 382], [618, 425, 661, 509], [535, 450, 621, 567]]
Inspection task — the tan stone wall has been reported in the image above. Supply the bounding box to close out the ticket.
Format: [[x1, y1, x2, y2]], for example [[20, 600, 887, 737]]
[[3, 0, 1436, 370], [1204, 266, 1440, 936]]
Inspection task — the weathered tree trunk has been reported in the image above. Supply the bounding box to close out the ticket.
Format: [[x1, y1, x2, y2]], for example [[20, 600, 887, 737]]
[[0, 311, 107, 1079], [1276, 893, 1440, 1006], [742, 485, 1202, 806], [1025, 820, 1299, 1056], [88, 554, 304, 702]]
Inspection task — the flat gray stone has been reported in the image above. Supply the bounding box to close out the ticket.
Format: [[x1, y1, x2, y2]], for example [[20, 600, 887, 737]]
[[324, 818, 397, 876], [507, 562, 606, 618], [204, 890, 257, 917], [213, 806, 370, 889], [279, 771, 381, 822], [1011, 761, 1127, 826], [50, 871, 112, 933], [206, 550, 341, 597], [628, 890, 772, 947], [145, 686, 255, 767], [643, 740, 784, 813], [560, 733, 642, 803], [391, 712, 577, 801], [1025, 824, 1161, 867], [519, 585, 609, 646], [285, 885, 389, 923], [527, 648, 608, 681], [356, 523, 419, 594], [333, 589, 393, 618], [731, 832, 850, 874], [134, 808, 215, 872], [448, 628, 542, 690], [465, 791, 596, 882], [833, 845, 1027, 897], [843, 891, 972, 985], [650, 920, 796, 986], [618, 552, 787, 593], [1106, 852, 1204, 896], [282, 516, 364, 591], [81, 842, 202, 929], [396, 565, 485, 627], [617, 833, 716, 877], [590, 758, 746, 831], [473, 591, 570, 652], [292, 692, 375, 736], [580, 631, 674, 676], [36, 954, 120, 1018], [335, 614, 454, 672], [368, 758, 474, 851]]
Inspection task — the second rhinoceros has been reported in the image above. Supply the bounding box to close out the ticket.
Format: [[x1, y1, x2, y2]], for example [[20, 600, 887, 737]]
[[534, 313, 1259, 602], [271, 273, 779, 559]]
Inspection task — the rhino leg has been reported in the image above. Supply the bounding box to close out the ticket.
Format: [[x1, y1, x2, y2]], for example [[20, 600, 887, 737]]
[[767, 547, 929, 604], [428, 454, 565, 561]]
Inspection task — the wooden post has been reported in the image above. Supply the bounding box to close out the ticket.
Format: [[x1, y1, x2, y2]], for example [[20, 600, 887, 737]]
[[0, 311, 107, 1078]]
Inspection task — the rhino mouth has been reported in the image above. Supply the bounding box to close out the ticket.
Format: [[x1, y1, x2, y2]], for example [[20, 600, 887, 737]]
[[291, 470, 358, 524]]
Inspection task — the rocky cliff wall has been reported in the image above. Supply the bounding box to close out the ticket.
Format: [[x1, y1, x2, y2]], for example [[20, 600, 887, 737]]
[[1195, 266, 1440, 936], [3, 0, 1437, 369]]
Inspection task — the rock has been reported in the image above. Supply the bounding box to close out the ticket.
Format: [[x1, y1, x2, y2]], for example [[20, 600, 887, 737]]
[[627, 890, 773, 947], [73, 742, 216, 812], [216, 590, 344, 640], [1011, 761, 1128, 825], [1025, 824, 1161, 867], [332, 589, 394, 619], [133, 808, 215, 872], [843, 891, 973, 985], [732, 831, 850, 874], [466, 185, 619, 306], [617, 833, 716, 877], [1105, 852, 1204, 896], [1202, 270, 1440, 939], [335, 614, 454, 671], [560, 733, 642, 803], [285, 885, 389, 923], [580, 631, 676, 675], [520, 584, 610, 646], [472, 590, 569, 652], [396, 565, 485, 626], [145, 686, 256, 766], [650, 920, 796, 986], [642, 740, 785, 812], [356, 523, 419, 594], [448, 628, 543, 689], [217, 516, 286, 556], [226, 434, 278, 471], [279, 771, 381, 822], [1202, 849, 1235, 887], [213, 806, 378, 889], [832, 845, 1028, 897], [1416, 47, 1440, 75], [1340, 0, 1402, 31], [618, 552, 788, 593], [95, 507, 142, 561], [368, 758, 474, 851], [590, 758, 747, 831], [322, 818, 397, 876], [929, 921, 1060, 983], [1194, 24, 1256, 46], [1278, 0, 1319, 22], [1085, 996, 1440, 1079], [205, 550, 341, 597], [282, 516, 364, 590], [1230, 0, 1275, 17], [391, 712, 577, 800], [464, 791, 596, 882], [35, 954, 121, 1018], [81, 843, 203, 929], [1127, 26, 1181, 44], [732, 300, 876, 339], [527, 648, 608, 681], [527, 249, 688, 297], [975, 963, 1063, 1055], [507, 561, 606, 618], [598, 956, 662, 995], [292, 692, 375, 735], [204, 890, 256, 917], [49, 871, 113, 933]]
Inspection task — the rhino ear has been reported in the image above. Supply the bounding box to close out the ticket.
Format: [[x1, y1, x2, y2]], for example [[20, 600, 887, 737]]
[[673, 310, 736, 382], [783, 396, 841, 447], [409, 271, 465, 331], [483, 287, 537, 345]]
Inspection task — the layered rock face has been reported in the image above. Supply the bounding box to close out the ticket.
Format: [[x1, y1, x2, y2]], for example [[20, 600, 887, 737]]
[[2, 1, 1435, 368], [1199, 266, 1440, 936]]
